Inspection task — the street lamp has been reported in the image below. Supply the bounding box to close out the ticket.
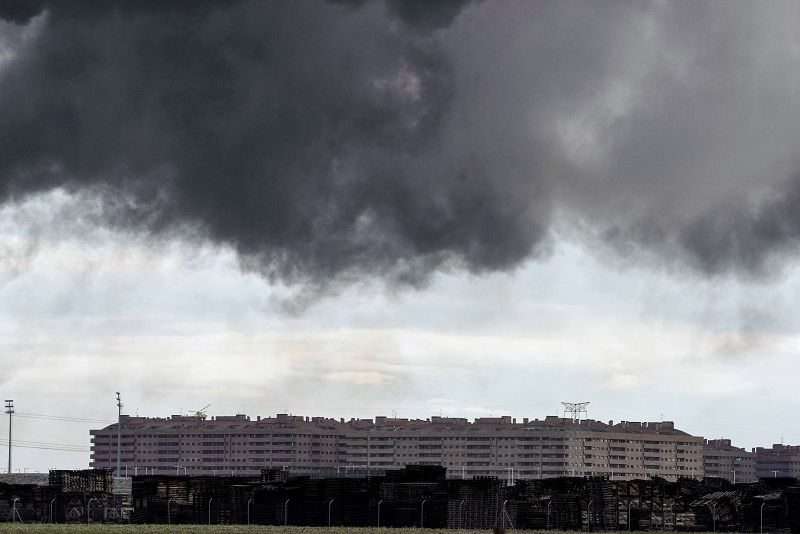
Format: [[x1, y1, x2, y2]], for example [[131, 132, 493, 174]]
[[672, 502, 679, 532], [167, 498, 173, 525], [587, 499, 594, 532], [760, 501, 766, 534], [328, 498, 335, 526], [421, 499, 427, 528], [87, 497, 98, 524], [377, 498, 383, 527], [208, 498, 213, 525], [247, 497, 253, 525], [708, 503, 716, 533], [628, 499, 638, 532], [284, 499, 290, 526], [11, 498, 19, 523]]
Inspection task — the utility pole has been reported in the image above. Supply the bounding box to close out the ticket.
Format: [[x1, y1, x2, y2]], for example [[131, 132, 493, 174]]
[[4, 400, 12, 475], [116, 393, 122, 478]]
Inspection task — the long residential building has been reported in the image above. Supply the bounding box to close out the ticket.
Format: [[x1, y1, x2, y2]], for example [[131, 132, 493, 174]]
[[90, 413, 705, 480], [754, 444, 800, 479], [702, 439, 757, 483]]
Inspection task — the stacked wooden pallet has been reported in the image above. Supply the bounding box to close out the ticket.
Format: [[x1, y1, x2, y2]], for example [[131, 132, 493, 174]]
[[49, 469, 113, 494], [690, 490, 742, 531], [0, 482, 43, 522], [786, 487, 800, 533], [443, 477, 507, 529], [583, 476, 615, 529]]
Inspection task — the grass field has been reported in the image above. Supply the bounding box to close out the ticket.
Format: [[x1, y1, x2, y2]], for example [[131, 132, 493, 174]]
[[0, 528, 718, 534], [0, 527, 533, 534], [0, 528, 518, 534], [0, 527, 466, 533]]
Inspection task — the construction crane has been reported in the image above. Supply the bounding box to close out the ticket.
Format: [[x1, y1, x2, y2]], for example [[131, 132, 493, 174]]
[[189, 404, 211, 420]]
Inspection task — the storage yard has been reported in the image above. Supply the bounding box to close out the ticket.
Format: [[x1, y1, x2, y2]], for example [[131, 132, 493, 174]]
[[2, 466, 800, 531]]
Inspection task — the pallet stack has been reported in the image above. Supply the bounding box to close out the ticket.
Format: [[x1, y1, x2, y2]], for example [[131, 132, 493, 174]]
[[582, 476, 615, 530], [10, 466, 800, 529], [785, 487, 800, 533], [48, 469, 120, 523], [0, 483, 43, 522], [443, 477, 507, 529], [49, 469, 114, 494], [690, 490, 741, 531]]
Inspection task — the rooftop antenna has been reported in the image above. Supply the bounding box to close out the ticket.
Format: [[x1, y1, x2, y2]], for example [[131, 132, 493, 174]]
[[561, 402, 589, 423]]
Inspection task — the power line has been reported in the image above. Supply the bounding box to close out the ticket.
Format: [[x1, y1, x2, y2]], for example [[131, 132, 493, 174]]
[[0, 439, 87, 449], [0, 439, 88, 449], [14, 413, 114, 424], [0, 442, 89, 453]]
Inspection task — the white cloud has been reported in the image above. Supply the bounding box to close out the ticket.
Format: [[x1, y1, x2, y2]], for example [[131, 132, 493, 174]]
[[1, 192, 800, 469]]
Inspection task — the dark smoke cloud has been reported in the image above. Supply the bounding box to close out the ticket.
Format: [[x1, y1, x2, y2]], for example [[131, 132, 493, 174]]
[[1, 1, 800, 292], [0, 0, 519, 289], [0, 0, 45, 24]]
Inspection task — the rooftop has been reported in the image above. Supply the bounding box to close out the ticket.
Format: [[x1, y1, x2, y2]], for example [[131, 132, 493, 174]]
[[92, 413, 694, 437]]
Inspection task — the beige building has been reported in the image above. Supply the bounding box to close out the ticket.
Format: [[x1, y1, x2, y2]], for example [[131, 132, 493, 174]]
[[90, 413, 704, 480], [754, 444, 800, 479], [702, 439, 756, 483]]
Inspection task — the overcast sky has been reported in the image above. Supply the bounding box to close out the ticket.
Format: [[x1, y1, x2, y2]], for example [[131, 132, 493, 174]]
[[1, 1, 800, 471]]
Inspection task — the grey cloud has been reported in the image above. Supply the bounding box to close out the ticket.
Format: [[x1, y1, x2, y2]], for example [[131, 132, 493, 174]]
[[445, 1, 800, 277], [1, 1, 800, 293], [0, 0, 45, 25]]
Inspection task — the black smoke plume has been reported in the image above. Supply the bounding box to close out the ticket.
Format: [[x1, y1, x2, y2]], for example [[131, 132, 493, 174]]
[[1, 1, 800, 291], [0, 0, 518, 289]]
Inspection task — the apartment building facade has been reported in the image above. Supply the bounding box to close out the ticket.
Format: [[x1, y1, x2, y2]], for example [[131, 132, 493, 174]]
[[754, 444, 800, 479], [702, 439, 757, 483], [90, 413, 704, 480]]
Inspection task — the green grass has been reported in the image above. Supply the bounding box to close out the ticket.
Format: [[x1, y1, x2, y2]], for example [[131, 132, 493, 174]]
[[0, 527, 615, 533], [0, 528, 522, 534], [0, 528, 719, 534]]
